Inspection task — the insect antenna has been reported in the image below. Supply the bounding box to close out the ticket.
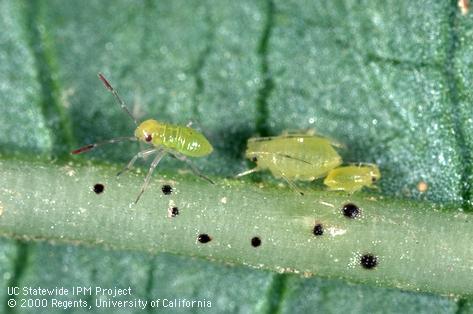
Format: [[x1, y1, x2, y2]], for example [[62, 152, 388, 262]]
[[71, 137, 137, 154], [98, 73, 138, 126]]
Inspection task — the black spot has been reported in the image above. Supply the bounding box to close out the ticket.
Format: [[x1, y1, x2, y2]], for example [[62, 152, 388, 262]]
[[342, 203, 360, 219], [93, 183, 104, 194], [360, 254, 378, 269], [251, 237, 261, 247], [251, 156, 258, 162], [371, 176, 377, 183], [198, 234, 211, 244], [313, 223, 324, 236], [161, 185, 173, 195], [171, 207, 179, 217], [145, 134, 152, 142]]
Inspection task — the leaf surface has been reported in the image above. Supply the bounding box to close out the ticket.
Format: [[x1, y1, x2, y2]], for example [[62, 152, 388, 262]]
[[0, 0, 472, 312]]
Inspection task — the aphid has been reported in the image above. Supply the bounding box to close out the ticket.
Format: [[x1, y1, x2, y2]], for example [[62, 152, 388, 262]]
[[72, 73, 213, 203], [323, 164, 381, 193], [236, 134, 342, 194]]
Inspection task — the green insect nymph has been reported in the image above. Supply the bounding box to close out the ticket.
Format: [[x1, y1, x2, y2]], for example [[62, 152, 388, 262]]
[[135, 119, 213, 157], [324, 164, 381, 193], [72, 73, 213, 204], [237, 133, 342, 194]]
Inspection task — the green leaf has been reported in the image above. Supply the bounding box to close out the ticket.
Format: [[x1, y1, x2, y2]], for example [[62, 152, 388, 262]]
[[1, 0, 473, 312]]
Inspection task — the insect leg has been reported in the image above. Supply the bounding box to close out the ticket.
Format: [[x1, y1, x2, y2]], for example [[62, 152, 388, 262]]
[[117, 147, 158, 177], [235, 167, 259, 178], [71, 137, 137, 154], [280, 173, 304, 196], [134, 149, 167, 204], [169, 152, 214, 184]]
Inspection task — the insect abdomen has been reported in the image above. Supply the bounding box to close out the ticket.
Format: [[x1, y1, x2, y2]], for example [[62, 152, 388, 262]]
[[161, 124, 213, 157], [270, 152, 341, 180], [250, 137, 342, 181]]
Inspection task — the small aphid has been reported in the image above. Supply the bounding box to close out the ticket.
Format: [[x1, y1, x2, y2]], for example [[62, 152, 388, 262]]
[[236, 134, 342, 194], [324, 164, 381, 193], [71, 73, 214, 204]]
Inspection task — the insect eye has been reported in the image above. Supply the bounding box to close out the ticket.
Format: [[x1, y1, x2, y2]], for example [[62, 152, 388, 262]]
[[251, 156, 258, 162], [145, 134, 152, 142], [371, 176, 377, 183]]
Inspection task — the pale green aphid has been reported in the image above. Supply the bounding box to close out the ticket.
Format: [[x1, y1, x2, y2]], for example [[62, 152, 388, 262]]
[[72, 73, 213, 204], [236, 134, 342, 194], [324, 164, 381, 193]]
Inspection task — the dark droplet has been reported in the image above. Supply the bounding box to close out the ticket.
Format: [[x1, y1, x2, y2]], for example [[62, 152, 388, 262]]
[[171, 207, 179, 217], [198, 234, 212, 244], [251, 237, 262, 247], [93, 184, 104, 194], [313, 223, 324, 236], [360, 254, 378, 269], [342, 203, 360, 219], [161, 185, 173, 195]]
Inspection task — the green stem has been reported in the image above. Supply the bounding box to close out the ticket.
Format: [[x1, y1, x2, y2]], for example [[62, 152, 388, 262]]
[[0, 158, 471, 296]]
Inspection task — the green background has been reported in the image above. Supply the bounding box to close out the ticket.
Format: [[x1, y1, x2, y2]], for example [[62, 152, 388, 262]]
[[1, 0, 473, 312]]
